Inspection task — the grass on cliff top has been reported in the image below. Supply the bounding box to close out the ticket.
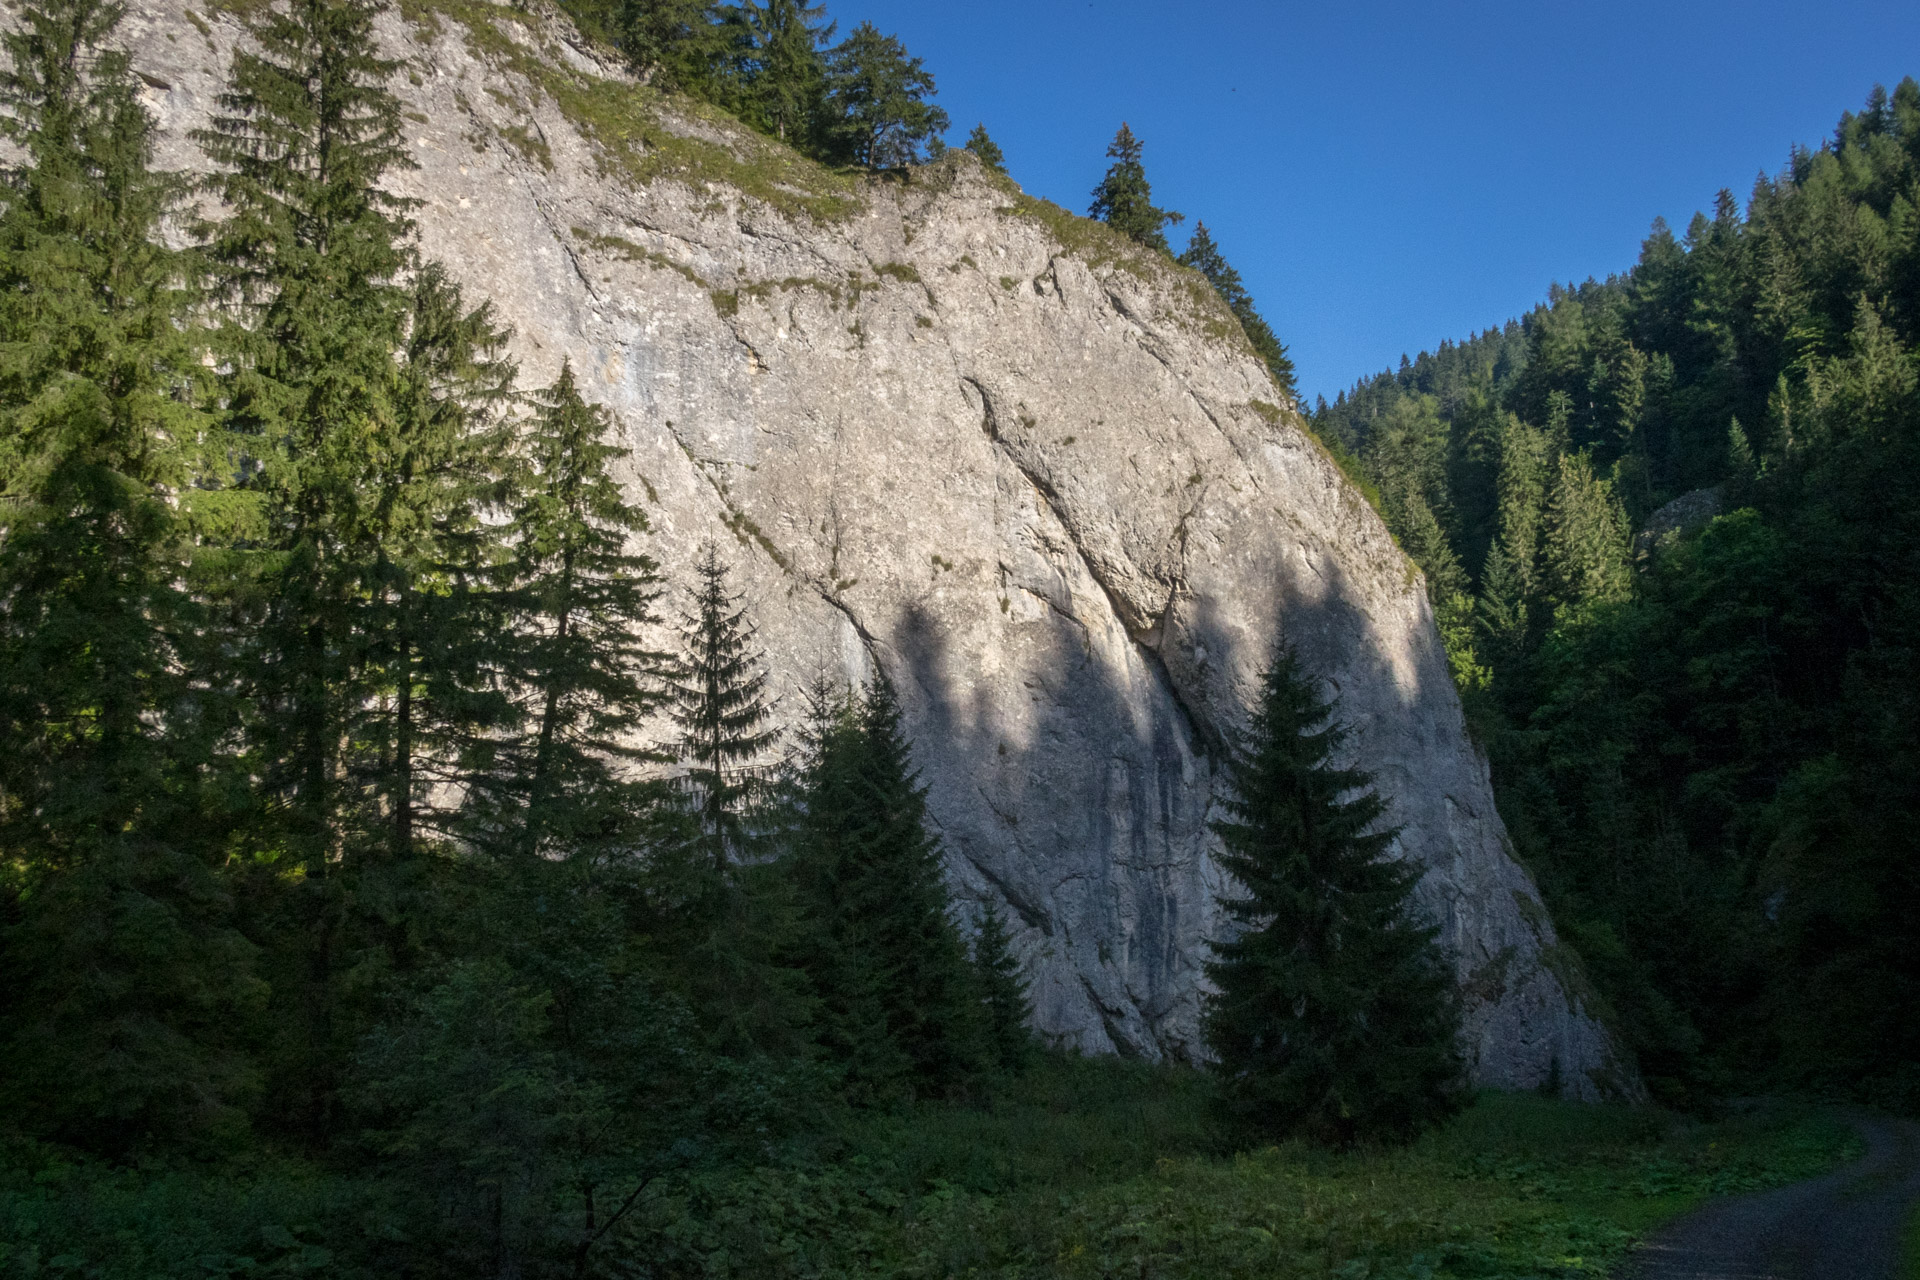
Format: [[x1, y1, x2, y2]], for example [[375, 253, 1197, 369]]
[[0, 1053, 1860, 1278], [392, 0, 861, 222]]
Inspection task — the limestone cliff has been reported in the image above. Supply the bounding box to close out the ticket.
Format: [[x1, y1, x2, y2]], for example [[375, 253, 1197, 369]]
[[124, 0, 1632, 1095]]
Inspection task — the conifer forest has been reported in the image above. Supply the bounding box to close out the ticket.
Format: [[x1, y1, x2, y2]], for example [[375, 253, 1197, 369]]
[[0, 0, 1916, 1274]]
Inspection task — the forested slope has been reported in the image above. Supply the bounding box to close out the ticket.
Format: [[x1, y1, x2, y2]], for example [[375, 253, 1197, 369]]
[[1315, 80, 1920, 1107]]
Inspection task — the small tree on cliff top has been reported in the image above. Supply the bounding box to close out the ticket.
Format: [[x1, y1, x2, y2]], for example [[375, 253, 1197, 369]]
[[1089, 123, 1182, 253]]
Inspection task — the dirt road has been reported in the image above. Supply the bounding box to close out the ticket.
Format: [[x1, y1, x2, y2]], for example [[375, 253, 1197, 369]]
[[1629, 1112, 1920, 1279]]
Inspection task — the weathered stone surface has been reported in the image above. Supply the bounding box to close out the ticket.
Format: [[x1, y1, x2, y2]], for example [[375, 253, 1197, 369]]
[[122, 0, 1634, 1095]]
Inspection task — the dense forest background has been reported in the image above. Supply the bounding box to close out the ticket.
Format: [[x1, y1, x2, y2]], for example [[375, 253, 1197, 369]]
[[1313, 80, 1920, 1109]]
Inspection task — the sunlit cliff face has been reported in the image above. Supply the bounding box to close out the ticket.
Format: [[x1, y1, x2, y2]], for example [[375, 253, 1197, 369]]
[[124, 0, 1635, 1097]]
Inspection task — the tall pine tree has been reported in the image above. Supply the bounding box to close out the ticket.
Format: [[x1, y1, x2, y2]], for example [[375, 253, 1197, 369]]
[[0, 0, 260, 1152], [195, 0, 417, 877], [1203, 644, 1463, 1146], [789, 676, 979, 1099], [492, 359, 670, 861], [196, 0, 515, 1138], [668, 543, 778, 872], [971, 903, 1034, 1073]]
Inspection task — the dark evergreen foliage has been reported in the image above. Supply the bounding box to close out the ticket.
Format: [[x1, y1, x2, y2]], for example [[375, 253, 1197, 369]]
[[485, 359, 670, 862], [971, 904, 1034, 1073], [194, 0, 419, 873], [1313, 78, 1920, 1106], [1179, 221, 1298, 399], [1203, 645, 1463, 1147], [668, 544, 779, 872], [964, 122, 1006, 174], [1088, 123, 1182, 253], [723, 0, 833, 148], [194, 0, 528, 1140], [613, 0, 724, 92], [0, 0, 260, 1153], [821, 21, 948, 169], [789, 677, 980, 1099]]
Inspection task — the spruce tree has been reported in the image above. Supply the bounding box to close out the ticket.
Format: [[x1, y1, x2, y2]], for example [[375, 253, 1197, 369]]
[[196, 0, 513, 1137], [493, 359, 670, 860], [964, 122, 1006, 174], [1088, 123, 1182, 252], [0, 0, 261, 1153], [366, 264, 519, 859], [1543, 450, 1632, 614], [1202, 644, 1463, 1147], [723, 0, 832, 148], [1491, 415, 1551, 603], [972, 903, 1034, 1073], [821, 21, 948, 169], [668, 543, 779, 872], [789, 676, 979, 1098], [1179, 222, 1298, 399], [784, 680, 906, 1091], [614, 0, 722, 93], [195, 0, 418, 875]]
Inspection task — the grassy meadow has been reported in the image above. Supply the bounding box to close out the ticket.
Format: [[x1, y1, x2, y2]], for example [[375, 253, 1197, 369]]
[[2, 1055, 1858, 1279]]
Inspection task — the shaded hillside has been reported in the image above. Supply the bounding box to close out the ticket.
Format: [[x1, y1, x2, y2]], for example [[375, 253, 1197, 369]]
[[1316, 79, 1920, 1108]]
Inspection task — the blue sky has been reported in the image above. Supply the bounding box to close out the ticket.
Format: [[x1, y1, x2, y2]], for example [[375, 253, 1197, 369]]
[[831, 0, 1920, 403]]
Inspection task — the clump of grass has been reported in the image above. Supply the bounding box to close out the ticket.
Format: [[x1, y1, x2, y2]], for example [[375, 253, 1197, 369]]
[[569, 226, 706, 285], [724, 510, 789, 572], [708, 275, 860, 322], [496, 122, 551, 170]]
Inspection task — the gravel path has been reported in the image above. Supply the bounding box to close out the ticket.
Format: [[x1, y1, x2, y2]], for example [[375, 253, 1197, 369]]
[[1628, 1112, 1920, 1279]]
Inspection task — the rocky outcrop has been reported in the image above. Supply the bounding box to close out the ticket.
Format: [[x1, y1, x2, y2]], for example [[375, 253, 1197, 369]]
[[1636, 487, 1725, 561], [124, 0, 1634, 1095]]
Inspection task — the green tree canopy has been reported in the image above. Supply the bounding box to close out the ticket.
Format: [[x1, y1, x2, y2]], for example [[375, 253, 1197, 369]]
[[822, 21, 948, 169], [722, 0, 832, 147], [0, 0, 259, 1154], [1203, 644, 1463, 1146], [964, 122, 1005, 173], [669, 544, 779, 873], [614, 0, 724, 92], [1089, 122, 1182, 253], [971, 903, 1034, 1074], [788, 676, 980, 1099], [487, 360, 671, 862]]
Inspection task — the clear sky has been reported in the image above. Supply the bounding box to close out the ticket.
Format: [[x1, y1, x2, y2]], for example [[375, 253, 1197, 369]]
[[829, 0, 1920, 403]]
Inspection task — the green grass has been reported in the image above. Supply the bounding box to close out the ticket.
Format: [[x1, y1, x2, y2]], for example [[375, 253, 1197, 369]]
[[393, 0, 863, 223], [616, 1057, 1858, 1278], [0, 1057, 1860, 1278], [1903, 1197, 1920, 1280]]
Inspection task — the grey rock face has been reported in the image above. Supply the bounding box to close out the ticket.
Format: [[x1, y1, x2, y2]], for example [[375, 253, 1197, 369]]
[[122, 0, 1634, 1096]]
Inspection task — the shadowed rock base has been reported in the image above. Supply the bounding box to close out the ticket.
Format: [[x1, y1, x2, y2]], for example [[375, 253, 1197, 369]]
[[1630, 1113, 1920, 1280]]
